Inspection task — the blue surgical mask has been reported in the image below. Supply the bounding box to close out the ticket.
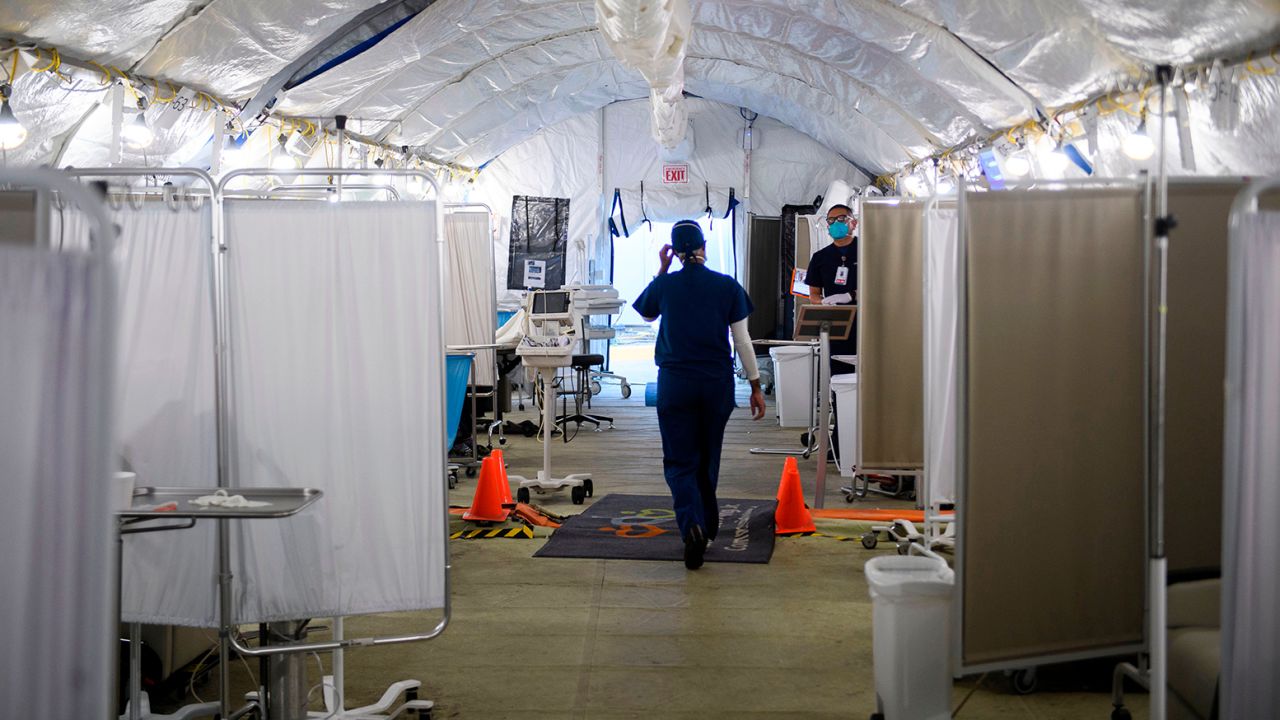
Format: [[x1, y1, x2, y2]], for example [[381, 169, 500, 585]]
[[828, 221, 850, 240]]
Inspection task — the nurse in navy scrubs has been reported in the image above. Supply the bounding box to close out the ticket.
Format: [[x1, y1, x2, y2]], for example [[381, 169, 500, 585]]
[[633, 221, 767, 569]]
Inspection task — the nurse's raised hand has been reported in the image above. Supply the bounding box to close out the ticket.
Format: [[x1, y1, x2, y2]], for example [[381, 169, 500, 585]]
[[658, 244, 674, 274]]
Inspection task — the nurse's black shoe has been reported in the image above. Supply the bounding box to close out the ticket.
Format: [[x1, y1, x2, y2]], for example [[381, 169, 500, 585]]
[[683, 526, 708, 570]]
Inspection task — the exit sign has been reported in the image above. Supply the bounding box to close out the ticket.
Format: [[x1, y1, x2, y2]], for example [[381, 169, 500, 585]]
[[662, 163, 689, 184]]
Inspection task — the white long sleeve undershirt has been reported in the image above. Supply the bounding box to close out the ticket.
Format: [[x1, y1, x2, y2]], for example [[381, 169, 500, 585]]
[[731, 318, 760, 381]]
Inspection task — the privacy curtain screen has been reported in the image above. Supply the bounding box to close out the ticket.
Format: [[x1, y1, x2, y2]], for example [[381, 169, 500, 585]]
[[1222, 209, 1280, 720], [507, 195, 568, 290], [225, 200, 447, 621], [859, 201, 924, 471], [923, 205, 959, 506], [446, 211, 497, 385], [53, 201, 221, 626], [0, 244, 116, 717], [959, 188, 1146, 669]]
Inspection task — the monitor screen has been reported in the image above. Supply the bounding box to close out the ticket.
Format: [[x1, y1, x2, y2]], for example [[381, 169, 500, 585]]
[[532, 291, 571, 316]]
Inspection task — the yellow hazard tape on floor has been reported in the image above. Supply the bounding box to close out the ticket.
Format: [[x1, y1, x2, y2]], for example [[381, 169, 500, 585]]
[[450, 525, 535, 540]]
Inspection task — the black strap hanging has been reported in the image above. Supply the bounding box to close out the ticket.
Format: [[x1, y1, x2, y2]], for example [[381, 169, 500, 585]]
[[704, 182, 714, 231], [607, 188, 629, 238], [724, 187, 740, 279], [640, 181, 653, 232]]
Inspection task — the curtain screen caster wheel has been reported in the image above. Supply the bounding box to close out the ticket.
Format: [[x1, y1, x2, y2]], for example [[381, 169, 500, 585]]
[[1111, 707, 1132, 720], [583, 479, 594, 497], [516, 487, 531, 505], [800, 432, 811, 447], [621, 383, 632, 399], [895, 542, 910, 555], [860, 533, 878, 550], [870, 714, 885, 720], [499, 437, 507, 445], [571, 485, 586, 504], [1012, 668, 1038, 695], [448, 477, 456, 490], [465, 466, 477, 478]]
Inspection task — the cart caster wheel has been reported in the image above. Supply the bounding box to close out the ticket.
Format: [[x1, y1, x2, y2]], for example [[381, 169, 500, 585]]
[[499, 437, 507, 445], [1110, 707, 1132, 720], [800, 432, 811, 447], [571, 485, 586, 504], [590, 381, 602, 395], [1012, 667, 1038, 695], [583, 479, 594, 497], [896, 542, 910, 555], [860, 532, 878, 550], [448, 476, 457, 490], [870, 714, 885, 720], [465, 466, 477, 478], [516, 487, 531, 504], [845, 493, 856, 504], [621, 383, 632, 399]]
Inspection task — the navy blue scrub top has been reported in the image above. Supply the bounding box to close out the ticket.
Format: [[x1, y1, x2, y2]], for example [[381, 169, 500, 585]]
[[806, 237, 858, 300], [632, 263, 754, 380], [805, 237, 859, 356]]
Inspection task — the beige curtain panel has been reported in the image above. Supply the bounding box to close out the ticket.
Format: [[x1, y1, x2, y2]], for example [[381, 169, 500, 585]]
[[960, 188, 1147, 668], [859, 201, 924, 470]]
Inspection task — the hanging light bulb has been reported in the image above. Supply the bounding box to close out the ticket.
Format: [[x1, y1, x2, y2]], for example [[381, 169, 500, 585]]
[[1003, 152, 1031, 178], [1123, 114, 1156, 161], [122, 112, 154, 150], [327, 186, 340, 204], [272, 135, 298, 171], [0, 87, 28, 151]]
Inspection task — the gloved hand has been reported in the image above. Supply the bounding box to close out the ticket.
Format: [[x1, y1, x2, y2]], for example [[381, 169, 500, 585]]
[[821, 292, 853, 305]]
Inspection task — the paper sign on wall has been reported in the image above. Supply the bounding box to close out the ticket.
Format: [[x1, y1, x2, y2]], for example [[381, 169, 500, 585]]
[[523, 259, 547, 288], [662, 163, 689, 185]]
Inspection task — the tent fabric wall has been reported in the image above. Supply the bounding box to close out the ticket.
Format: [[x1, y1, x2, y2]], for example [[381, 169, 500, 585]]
[[470, 98, 866, 304], [1221, 207, 1280, 720], [0, 244, 115, 719], [959, 188, 1146, 669], [923, 204, 959, 506], [445, 211, 497, 385], [224, 200, 447, 622], [858, 201, 924, 471]]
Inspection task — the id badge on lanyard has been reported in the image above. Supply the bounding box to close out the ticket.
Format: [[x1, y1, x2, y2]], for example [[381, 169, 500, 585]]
[[834, 264, 849, 286]]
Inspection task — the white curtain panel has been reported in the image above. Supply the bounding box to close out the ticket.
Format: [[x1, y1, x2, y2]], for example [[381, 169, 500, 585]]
[[445, 211, 496, 385], [923, 207, 959, 506], [54, 201, 221, 626], [224, 200, 447, 621], [1222, 210, 1280, 720], [0, 245, 116, 718]]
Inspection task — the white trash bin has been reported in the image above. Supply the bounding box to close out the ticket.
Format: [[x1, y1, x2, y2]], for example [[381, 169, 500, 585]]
[[769, 345, 815, 428], [831, 373, 858, 477], [865, 555, 955, 720]]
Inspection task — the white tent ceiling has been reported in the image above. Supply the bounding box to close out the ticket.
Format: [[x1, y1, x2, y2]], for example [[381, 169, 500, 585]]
[[1, 0, 1278, 174]]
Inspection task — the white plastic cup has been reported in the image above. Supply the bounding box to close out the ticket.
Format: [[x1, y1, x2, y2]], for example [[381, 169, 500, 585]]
[[112, 471, 137, 511]]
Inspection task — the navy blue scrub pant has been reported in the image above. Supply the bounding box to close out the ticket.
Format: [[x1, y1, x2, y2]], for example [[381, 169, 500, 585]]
[[656, 369, 736, 541]]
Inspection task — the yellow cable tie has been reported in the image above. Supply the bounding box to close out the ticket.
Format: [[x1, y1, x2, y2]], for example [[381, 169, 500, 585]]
[[7, 50, 18, 85], [1245, 51, 1276, 76]]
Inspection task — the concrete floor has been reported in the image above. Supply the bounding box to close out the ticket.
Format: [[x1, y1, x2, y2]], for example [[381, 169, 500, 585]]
[[199, 385, 1148, 719]]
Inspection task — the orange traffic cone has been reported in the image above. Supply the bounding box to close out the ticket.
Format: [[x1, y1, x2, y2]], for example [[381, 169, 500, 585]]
[[462, 455, 512, 523], [491, 449, 515, 506], [774, 456, 816, 535]]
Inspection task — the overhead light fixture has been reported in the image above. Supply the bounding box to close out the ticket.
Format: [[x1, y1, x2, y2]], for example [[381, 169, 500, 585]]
[[0, 89, 27, 151], [272, 134, 298, 171], [122, 111, 154, 150], [1041, 146, 1071, 176], [327, 186, 340, 204], [1123, 114, 1156, 161], [1003, 152, 1031, 178]]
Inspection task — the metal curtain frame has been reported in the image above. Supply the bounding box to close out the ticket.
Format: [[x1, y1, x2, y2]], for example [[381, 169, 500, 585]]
[[59, 167, 219, 720], [950, 177, 1152, 677], [1221, 175, 1280, 715], [444, 202, 501, 454], [213, 170, 451, 669], [0, 168, 119, 719], [919, 195, 958, 543], [856, 196, 927, 480]]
